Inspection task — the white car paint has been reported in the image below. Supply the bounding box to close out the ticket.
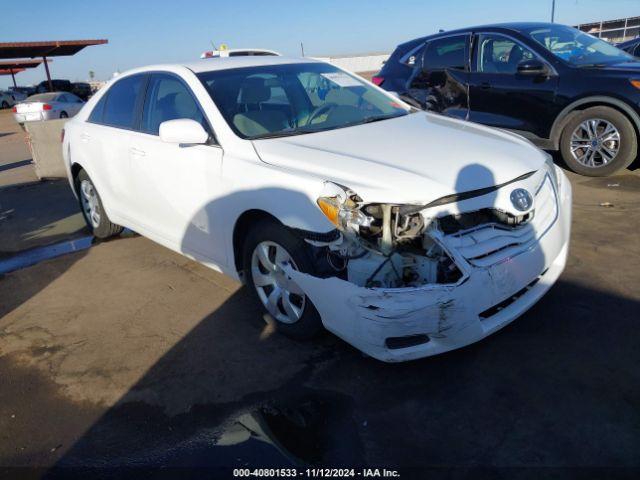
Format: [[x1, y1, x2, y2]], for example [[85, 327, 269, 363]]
[[13, 92, 84, 124], [63, 56, 572, 362]]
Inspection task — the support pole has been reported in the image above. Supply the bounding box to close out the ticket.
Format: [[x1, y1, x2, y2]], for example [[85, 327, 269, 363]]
[[43, 56, 53, 92], [10, 69, 17, 88]]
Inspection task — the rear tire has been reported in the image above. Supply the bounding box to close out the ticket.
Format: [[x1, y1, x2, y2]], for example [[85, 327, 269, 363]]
[[243, 219, 323, 340], [75, 169, 123, 239], [1, 101, 8, 109], [560, 106, 637, 177]]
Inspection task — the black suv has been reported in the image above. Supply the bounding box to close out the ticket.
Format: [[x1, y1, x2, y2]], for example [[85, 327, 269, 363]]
[[36, 79, 73, 94], [375, 23, 640, 176]]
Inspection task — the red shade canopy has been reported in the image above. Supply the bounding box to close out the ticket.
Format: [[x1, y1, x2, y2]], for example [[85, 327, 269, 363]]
[[0, 68, 25, 76], [0, 40, 108, 59]]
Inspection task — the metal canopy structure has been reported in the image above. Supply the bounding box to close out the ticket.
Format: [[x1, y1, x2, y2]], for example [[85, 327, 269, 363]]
[[0, 59, 46, 87], [0, 39, 107, 91]]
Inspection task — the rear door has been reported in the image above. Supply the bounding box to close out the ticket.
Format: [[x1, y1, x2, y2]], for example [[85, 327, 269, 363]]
[[406, 34, 470, 119], [467, 32, 558, 139], [127, 72, 226, 263]]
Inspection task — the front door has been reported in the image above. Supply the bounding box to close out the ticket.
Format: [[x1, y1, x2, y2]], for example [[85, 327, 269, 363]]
[[128, 73, 226, 264], [467, 33, 558, 139]]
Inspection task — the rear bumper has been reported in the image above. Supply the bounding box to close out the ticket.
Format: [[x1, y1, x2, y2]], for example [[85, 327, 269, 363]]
[[288, 170, 572, 362]]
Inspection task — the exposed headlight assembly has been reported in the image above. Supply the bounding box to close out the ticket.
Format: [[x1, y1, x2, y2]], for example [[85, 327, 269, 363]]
[[316, 183, 373, 234], [316, 182, 426, 254]]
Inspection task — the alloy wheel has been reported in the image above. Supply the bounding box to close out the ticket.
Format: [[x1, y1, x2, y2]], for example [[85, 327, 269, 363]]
[[251, 241, 306, 324], [79, 179, 101, 228], [570, 118, 620, 168]]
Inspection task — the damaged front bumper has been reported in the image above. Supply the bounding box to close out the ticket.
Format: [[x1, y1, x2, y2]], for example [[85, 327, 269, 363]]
[[287, 170, 572, 362]]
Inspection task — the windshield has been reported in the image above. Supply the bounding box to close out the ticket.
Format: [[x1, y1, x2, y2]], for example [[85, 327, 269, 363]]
[[197, 62, 409, 139], [523, 24, 635, 66]]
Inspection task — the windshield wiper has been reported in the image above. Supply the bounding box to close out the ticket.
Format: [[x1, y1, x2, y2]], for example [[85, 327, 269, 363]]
[[250, 129, 311, 140]]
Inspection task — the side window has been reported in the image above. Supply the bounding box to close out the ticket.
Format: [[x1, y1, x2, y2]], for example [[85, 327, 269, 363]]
[[88, 94, 107, 123], [634, 43, 640, 58], [476, 34, 536, 74], [141, 74, 208, 135], [102, 75, 145, 129], [423, 35, 468, 71]]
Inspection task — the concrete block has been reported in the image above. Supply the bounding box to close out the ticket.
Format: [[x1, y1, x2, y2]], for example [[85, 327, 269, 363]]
[[25, 119, 67, 179]]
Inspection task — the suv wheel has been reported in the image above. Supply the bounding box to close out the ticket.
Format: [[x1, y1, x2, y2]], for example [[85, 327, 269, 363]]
[[1, 101, 8, 109], [243, 219, 323, 340], [75, 169, 123, 239], [560, 106, 637, 176]]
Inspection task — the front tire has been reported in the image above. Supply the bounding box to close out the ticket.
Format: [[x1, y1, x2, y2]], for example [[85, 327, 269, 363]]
[[75, 169, 123, 239], [560, 106, 637, 176], [60, 111, 68, 119], [243, 219, 323, 340]]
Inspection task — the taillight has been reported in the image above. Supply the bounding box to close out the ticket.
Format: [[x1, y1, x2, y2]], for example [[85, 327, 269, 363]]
[[371, 75, 385, 86], [12, 106, 17, 113], [43, 104, 52, 111], [60, 128, 65, 143]]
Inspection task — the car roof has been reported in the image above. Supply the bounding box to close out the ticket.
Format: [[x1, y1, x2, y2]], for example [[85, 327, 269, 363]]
[[125, 56, 323, 76], [399, 22, 567, 47]]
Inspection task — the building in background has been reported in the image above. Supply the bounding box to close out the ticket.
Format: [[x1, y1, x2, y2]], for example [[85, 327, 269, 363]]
[[576, 16, 640, 43]]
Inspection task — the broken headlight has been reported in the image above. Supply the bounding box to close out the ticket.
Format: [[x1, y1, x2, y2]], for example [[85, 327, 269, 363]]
[[316, 184, 373, 234]]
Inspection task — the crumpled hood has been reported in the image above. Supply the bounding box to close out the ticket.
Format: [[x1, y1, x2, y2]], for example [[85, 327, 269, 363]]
[[252, 112, 547, 204]]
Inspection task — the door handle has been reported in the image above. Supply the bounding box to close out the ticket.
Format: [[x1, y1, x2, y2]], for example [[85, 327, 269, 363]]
[[80, 133, 91, 142], [129, 147, 146, 157], [480, 82, 491, 90]]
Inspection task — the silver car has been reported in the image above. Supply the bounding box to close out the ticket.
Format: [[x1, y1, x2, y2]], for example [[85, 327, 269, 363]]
[[13, 92, 84, 124], [0, 90, 16, 109]]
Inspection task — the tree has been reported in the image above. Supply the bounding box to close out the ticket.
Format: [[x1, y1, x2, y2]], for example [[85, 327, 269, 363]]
[[89, 70, 95, 81]]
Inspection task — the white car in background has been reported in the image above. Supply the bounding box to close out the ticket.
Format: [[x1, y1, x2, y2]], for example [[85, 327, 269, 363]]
[[62, 56, 572, 362], [200, 48, 280, 59], [13, 92, 84, 124]]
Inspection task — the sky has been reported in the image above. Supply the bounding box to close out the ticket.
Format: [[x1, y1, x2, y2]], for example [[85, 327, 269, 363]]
[[1, 0, 638, 89]]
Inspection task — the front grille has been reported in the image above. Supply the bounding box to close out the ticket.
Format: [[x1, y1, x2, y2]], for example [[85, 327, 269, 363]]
[[441, 175, 558, 268]]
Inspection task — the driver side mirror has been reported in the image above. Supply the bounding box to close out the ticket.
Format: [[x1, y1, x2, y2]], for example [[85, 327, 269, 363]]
[[517, 59, 550, 76], [159, 119, 209, 145]]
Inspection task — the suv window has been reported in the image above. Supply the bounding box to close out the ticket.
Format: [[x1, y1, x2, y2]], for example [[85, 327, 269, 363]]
[[141, 74, 208, 135], [102, 75, 145, 129], [423, 35, 468, 70], [475, 34, 536, 74]]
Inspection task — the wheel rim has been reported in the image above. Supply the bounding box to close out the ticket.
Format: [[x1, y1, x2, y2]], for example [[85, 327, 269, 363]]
[[570, 118, 620, 168], [79, 179, 101, 228], [250, 241, 306, 324]]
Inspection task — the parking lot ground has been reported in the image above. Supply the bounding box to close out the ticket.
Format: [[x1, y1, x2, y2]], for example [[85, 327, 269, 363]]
[[0, 111, 639, 476], [0, 110, 86, 256]]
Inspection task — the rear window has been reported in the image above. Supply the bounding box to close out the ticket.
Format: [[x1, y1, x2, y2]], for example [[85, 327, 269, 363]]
[[102, 75, 145, 129], [26, 93, 57, 102]]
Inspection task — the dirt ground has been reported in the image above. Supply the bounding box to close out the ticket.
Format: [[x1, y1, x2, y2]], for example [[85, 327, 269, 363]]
[[0, 108, 639, 478]]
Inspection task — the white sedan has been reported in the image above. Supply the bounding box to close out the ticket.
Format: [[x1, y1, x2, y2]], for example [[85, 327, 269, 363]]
[[13, 92, 84, 124], [62, 56, 572, 362]]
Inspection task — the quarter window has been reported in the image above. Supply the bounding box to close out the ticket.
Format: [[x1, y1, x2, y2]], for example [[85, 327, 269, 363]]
[[476, 34, 536, 74], [102, 75, 145, 129], [423, 35, 468, 70], [88, 94, 107, 123], [141, 74, 207, 135]]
